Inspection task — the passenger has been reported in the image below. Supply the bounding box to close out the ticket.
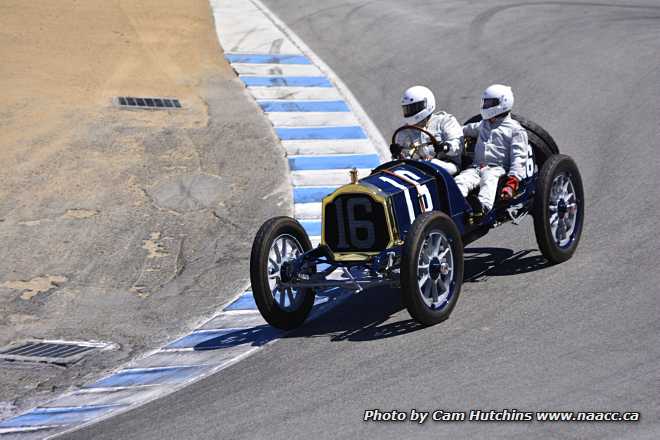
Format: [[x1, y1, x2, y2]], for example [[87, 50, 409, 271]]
[[390, 86, 463, 175], [454, 84, 529, 217]]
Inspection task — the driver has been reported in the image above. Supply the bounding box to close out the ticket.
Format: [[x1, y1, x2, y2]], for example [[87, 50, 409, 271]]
[[454, 84, 529, 217], [390, 86, 463, 175]]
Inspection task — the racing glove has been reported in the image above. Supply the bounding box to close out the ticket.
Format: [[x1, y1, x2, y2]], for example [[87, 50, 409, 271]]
[[500, 175, 520, 201], [390, 143, 403, 159], [434, 141, 451, 156]]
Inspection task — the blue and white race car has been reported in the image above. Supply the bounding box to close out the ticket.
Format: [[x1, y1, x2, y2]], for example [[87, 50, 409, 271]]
[[250, 115, 584, 329]]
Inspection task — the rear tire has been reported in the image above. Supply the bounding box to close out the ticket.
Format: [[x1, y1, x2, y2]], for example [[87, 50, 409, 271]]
[[401, 212, 464, 326], [533, 154, 585, 264], [250, 216, 315, 330]]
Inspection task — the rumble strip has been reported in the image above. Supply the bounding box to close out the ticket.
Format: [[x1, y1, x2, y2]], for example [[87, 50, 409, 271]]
[[215, 0, 388, 246]]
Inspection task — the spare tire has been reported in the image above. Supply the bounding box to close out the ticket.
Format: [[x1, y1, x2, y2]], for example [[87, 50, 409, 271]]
[[462, 114, 558, 168]]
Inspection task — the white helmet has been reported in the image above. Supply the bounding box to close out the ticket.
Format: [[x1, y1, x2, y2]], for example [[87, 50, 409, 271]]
[[401, 86, 436, 125], [480, 84, 514, 120]]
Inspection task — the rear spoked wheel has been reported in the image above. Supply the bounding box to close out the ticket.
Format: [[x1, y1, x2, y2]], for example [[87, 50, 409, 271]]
[[533, 154, 584, 263]]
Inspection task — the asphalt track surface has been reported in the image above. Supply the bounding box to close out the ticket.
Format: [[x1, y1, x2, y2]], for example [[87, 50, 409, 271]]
[[65, 1, 660, 439]]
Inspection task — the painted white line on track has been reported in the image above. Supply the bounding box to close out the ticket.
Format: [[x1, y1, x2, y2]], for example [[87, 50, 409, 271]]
[[69, 387, 156, 395], [266, 112, 359, 127], [72, 385, 160, 393], [111, 365, 204, 373], [291, 168, 373, 186], [189, 327, 248, 334], [0, 425, 63, 435], [48, 388, 166, 412], [282, 139, 375, 155], [156, 348, 198, 353], [220, 309, 262, 316], [248, 86, 343, 100], [294, 202, 323, 219], [232, 63, 323, 76]]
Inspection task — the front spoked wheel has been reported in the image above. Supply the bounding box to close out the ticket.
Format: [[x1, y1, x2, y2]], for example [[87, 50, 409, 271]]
[[267, 234, 305, 310], [401, 212, 464, 326], [250, 217, 315, 330], [418, 232, 455, 309]]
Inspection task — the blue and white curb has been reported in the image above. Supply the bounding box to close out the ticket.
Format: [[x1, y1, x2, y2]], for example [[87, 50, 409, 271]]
[[0, 288, 349, 438], [0, 0, 386, 437], [212, 0, 388, 246]]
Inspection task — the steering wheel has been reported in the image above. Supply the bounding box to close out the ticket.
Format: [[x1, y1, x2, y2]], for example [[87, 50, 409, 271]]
[[391, 125, 441, 160]]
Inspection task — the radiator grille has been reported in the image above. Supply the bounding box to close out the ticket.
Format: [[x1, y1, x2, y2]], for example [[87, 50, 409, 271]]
[[324, 194, 389, 253]]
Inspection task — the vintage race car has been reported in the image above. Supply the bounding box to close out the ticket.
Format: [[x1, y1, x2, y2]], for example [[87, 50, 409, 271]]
[[250, 115, 584, 329]]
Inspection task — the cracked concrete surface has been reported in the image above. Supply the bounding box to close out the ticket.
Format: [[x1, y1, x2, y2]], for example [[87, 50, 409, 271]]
[[0, 0, 291, 419], [147, 173, 226, 212]]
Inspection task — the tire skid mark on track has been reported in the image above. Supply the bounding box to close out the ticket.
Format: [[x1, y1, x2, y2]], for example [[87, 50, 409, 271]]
[[0, 0, 386, 437]]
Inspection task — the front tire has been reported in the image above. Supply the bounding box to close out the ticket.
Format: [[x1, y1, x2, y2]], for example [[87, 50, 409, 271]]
[[533, 154, 585, 264], [250, 216, 315, 330], [401, 212, 464, 326]]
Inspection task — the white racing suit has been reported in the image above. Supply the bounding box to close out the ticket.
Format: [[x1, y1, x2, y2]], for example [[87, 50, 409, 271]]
[[455, 114, 529, 211], [394, 111, 463, 175]]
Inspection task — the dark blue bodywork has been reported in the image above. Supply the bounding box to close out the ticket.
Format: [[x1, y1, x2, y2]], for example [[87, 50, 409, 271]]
[[285, 156, 539, 291], [365, 159, 537, 244], [365, 160, 470, 237]]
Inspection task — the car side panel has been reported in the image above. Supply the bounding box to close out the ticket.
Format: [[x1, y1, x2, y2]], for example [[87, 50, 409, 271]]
[[365, 160, 470, 239]]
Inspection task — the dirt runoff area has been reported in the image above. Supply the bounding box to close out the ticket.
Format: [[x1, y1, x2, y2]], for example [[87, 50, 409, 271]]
[[0, 0, 290, 418]]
